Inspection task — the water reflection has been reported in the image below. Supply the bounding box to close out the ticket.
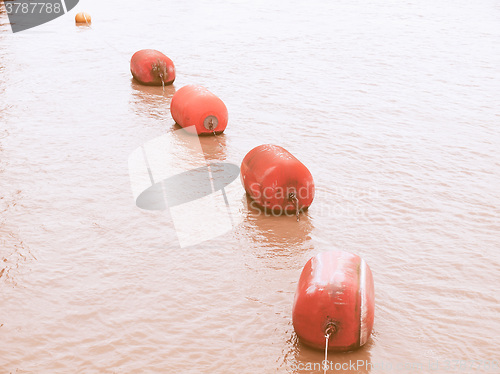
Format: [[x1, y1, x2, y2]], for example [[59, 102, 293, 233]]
[[75, 24, 91, 30], [129, 79, 176, 121], [237, 194, 315, 255], [170, 125, 229, 163], [284, 331, 373, 374]]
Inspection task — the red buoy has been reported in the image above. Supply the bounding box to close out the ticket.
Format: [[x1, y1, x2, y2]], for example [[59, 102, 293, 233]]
[[240, 144, 314, 215], [292, 251, 375, 351], [130, 49, 175, 86], [170, 85, 228, 135]]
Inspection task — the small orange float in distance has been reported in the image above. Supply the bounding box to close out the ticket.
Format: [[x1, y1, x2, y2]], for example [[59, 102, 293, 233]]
[[75, 12, 91, 25]]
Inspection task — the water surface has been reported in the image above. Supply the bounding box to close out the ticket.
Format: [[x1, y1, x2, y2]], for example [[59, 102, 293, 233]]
[[1, 0, 499, 373]]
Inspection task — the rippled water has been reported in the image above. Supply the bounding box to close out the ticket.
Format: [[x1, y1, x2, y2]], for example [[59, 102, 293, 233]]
[[1, 0, 499, 373]]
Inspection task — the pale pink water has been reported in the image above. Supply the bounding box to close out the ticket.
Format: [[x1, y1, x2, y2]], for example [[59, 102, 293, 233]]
[[1, 0, 499, 373]]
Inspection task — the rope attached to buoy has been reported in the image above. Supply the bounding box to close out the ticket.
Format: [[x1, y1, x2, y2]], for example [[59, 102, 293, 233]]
[[205, 118, 223, 148], [159, 73, 165, 92], [151, 60, 168, 93], [289, 192, 300, 222], [323, 323, 337, 374], [323, 334, 329, 374], [212, 131, 223, 148]]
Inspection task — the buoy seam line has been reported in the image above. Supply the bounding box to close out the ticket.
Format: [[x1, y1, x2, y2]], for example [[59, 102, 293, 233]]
[[359, 258, 368, 346]]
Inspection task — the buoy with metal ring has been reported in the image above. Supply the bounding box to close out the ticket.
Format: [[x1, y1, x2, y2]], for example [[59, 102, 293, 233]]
[[240, 144, 314, 219], [170, 85, 228, 135], [130, 49, 176, 86], [292, 251, 375, 351]]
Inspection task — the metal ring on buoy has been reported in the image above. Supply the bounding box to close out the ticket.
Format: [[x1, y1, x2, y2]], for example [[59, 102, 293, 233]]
[[203, 115, 219, 131]]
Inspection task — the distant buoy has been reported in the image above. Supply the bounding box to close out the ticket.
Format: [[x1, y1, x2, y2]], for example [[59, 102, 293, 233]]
[[240, 144, 314, 216], [292, 251, 375, 351], [170, 85, 228, 135], [75, 12, 91, 25], [130, 49, 176, 86]]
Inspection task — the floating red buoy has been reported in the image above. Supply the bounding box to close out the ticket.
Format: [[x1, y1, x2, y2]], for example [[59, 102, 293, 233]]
[[170, 85, 228, 135], [240, 144, 314, 216], [130, 49, 175, 86], [292, 251, 375, 351]]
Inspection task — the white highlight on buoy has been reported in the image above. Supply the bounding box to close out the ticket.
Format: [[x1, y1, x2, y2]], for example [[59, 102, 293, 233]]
[[307, 251, 350, 294], [359, 258, 369, 346]]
